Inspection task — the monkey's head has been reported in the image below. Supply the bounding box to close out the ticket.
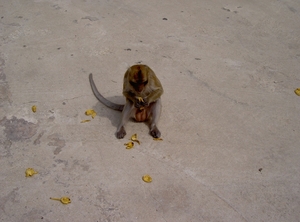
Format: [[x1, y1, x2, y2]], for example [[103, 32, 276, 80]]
[[128, 65, 149, 93]]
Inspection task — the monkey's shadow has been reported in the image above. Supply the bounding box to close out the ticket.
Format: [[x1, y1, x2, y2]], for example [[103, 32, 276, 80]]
[[92, 96, 151, 132], [92, 96, 124, 128]]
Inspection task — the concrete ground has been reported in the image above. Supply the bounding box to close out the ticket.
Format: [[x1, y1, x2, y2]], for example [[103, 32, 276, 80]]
[[0, 0, 300, 221]]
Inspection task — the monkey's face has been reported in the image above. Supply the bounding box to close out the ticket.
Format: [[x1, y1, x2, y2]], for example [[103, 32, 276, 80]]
[[130, 79, 148, 92], [129, 65, 148, 93]]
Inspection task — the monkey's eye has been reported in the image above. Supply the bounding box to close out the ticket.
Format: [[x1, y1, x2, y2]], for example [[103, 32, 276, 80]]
[[130, 80, 148, 87], [130, 81, 138, 87]]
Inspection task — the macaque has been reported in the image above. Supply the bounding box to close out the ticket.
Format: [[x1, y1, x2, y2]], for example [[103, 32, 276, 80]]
[[89, 64, 163, 139]]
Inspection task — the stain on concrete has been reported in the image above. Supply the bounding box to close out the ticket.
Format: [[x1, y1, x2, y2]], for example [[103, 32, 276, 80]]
[[251, 66, 289, 92], [82, 16, 99, 21], [0, 57, 12, 106], [0, 57, 6, 81], [0, 72, 6, 81], [0, 117, 38, 142], [52, 4, 61, 10], [73, 159, 90, 171], [8, 23, 21, 27], [47, 133, 65, 155], [151, 185, 189, 214], [22, 209, 49, 222], [0, 188, 19, 215], [55, 159, 90, 173], [185, 69, 248, 105], [0, 139, 12, 157], [0, 57, 5, 67], [96, 187, 122, 220], [47, 116, 55, 122], [54, 159, 68, 168], [53, 174, 70, 187], [0, 84, 12, 106], [287, 5, 297, 13], [33, 130, 45, 145]]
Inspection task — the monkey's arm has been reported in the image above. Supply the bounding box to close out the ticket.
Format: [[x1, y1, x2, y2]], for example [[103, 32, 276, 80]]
[[145, 87, 163, 104], [144, 75, 164, 104], [123, 90, 137, 103]]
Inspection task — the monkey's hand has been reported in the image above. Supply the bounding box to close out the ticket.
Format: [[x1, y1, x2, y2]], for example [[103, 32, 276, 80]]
[[140, 97, 149, 106], [135, 97, 148, 109]]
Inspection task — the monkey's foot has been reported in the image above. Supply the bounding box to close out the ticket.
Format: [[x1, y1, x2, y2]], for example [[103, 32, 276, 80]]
[[150, 126, 161, 138], [116, 126, 126, 139]]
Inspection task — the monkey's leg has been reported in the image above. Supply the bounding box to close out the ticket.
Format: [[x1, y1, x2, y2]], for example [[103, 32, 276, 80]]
[[116, 101, 134, 139], [148, 98, 162, 138]]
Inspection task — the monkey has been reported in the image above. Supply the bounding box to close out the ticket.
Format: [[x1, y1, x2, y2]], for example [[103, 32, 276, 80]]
[[89, 64, 163, 139]]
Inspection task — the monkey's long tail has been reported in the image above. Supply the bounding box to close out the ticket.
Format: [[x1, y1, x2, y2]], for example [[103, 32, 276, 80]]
[[89, 73, 124, 111]]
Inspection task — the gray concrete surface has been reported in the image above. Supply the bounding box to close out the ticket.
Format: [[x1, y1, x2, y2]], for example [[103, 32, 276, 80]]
[[1, 0, 300, 221]]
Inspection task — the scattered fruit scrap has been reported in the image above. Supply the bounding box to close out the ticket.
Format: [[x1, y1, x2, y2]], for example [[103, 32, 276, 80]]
[[142, 174, 152, 183], [85, 109, 97, 118], [80, 119, 91, 123], [136, 97, 144, 103], [130, 134, 140, 145], [25, 168, 38, 177], [32, 105, 37, 113], [50, 197, 71, 204], [294, 88, 300, 96], [153, 137, 163, 141], [81, 109, 97, 122], [124, 141, 134, 149]]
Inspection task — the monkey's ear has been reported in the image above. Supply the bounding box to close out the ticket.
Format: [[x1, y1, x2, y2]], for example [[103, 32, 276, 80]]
[[143, 65, 150, 72], [124, 67, 131, 80]]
